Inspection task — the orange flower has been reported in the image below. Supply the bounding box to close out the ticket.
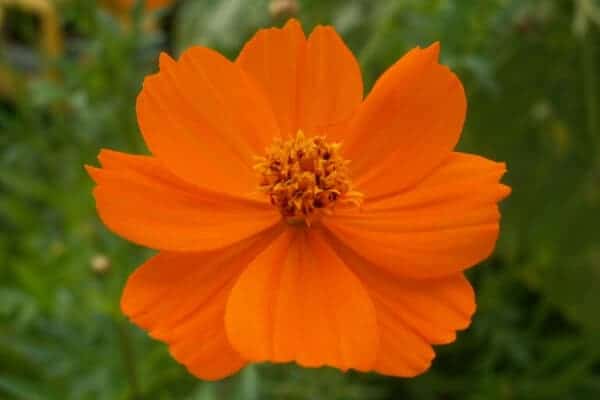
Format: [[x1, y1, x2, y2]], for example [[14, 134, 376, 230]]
[[87, 19, 510, 380]]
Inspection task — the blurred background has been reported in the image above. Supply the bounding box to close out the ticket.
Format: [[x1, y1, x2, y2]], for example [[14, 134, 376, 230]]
[[1, 0, 599, 399]]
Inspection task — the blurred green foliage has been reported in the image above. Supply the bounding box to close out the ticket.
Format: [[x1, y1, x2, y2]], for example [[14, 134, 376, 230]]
[[1, 0, 599, 399]]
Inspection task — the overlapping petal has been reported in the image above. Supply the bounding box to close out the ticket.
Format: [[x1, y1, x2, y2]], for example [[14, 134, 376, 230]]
[[120, 226, 282, 380], [138, 47, 280, 194], [322, 228, 476, 376], [296, 25, 363, 133], [87, 18, 513, 382], [87, 150, 281, 252], [224, 228, 378, 371], [236, 19, 306, 137], [237, 19, 362, 137], [343, 43, 467, 198], [324, 153, 510, 278]]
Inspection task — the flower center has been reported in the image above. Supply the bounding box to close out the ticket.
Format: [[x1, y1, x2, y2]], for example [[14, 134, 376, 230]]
[[254, 130, 363, 225]]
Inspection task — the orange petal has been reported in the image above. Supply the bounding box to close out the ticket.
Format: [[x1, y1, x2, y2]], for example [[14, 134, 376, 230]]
[[371, 310, 436, 377], [344, 43, 466, 198], [87, 150, 281, 252], [121, 228, 280, 380], [237, 20, 362, 136], [367, 273, 475, 346], [296, 25, 363, 134], [323, 230, 475, 376], [95, 148, 198, 191], [138, 47, 279, 194], [236, 19, 306, 137], [224, 228, 378, 371], [329, 230, 475, 340], [324, 152, 511, 278]]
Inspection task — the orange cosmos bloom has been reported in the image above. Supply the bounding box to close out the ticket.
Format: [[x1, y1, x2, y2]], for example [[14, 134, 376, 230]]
[[87, 19, 510, 380]]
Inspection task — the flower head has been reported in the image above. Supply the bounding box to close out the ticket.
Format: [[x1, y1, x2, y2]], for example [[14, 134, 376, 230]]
[[87, 19, 510, 380]]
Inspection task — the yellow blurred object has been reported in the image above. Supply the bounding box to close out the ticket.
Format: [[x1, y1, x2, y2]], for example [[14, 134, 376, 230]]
[[0, 0, 62, 56], [0, 0, 62, 99], [91, 254, 111, 275], [269, 0, 299, 19]]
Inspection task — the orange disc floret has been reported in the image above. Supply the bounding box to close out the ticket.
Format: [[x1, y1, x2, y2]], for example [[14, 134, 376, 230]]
[[87, 18, 511, 381], [254, 130, 363, 224]]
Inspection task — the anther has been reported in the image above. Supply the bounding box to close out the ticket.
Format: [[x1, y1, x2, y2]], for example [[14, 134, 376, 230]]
[[254, 130, 363, 225]]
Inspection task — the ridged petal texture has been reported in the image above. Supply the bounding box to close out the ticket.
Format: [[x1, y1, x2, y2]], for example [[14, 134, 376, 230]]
[[87, 18, 510, 381], [225, 229, 378, 371]]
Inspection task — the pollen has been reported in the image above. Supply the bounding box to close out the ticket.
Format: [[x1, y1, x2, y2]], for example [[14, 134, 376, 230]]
[[254, 131, 363, 225]]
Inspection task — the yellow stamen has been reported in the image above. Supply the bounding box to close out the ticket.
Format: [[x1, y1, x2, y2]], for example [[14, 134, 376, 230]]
[[254, 130, 363, 225]]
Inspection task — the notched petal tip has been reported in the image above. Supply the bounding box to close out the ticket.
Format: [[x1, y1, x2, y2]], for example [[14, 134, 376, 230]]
[[404, 41, 441, 65], [87, 148, 125, 174], [499, 183, 512, 201], [479, 159, 512, 201], [283, 17, 304, 33], [427, 41, 441, 58], [159, 51, 176, 70], [309, 23, 330, 33], [84, 165, 101, 183], [239, 16, 306, 62], [97, 148, 126, 168], [180, 45, 226, 63], [97, 149, 112, 166]]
